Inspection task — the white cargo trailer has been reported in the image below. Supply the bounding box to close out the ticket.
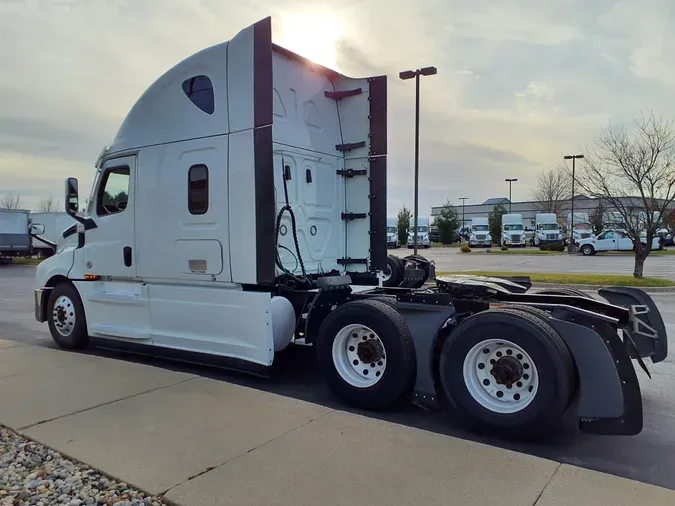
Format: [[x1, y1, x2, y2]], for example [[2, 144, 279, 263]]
[[33, 16, 669, 440], [0, 209, 30, 262], [29, 212, 77, 258]]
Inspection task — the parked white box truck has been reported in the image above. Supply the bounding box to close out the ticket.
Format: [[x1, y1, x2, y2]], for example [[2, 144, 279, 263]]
[[407, 216, 430, 248], [33, 16, 669, 440], [469, 217, 491, 247], [534, 213, 562, 246], [0, 209, 30, 263], [500, 214, 525, 247], [29, 212, 78, 258], [386, 217, 398, 248]]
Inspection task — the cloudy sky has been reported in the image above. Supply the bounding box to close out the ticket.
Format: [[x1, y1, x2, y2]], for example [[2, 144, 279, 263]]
[[1, 0, 674, 215]]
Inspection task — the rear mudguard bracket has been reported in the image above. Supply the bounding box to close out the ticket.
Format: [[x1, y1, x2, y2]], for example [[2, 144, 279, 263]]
[[549, 312, 643, 435], [393, 301, 456, 409]]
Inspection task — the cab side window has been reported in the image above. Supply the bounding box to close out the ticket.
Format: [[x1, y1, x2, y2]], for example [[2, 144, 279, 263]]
[[97, 167, 130, 217], [188, 164, 209, 215]]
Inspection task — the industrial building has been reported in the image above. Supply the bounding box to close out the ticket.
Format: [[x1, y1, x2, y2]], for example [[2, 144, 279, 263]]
[[431, 195, 671, 229]]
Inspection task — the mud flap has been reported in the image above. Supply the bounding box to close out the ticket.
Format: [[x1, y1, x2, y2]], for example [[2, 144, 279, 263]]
[[598, 286, 668, 364]]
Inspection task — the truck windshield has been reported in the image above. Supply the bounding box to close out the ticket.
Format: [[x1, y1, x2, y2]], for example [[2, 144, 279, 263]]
[[85, 169, 102, 216], [472, 225, 489, 231], [503, 224, 523, 231], [539, 224, 558, 230], [386, 227, 397, 233], [417, 226, 428, 233]]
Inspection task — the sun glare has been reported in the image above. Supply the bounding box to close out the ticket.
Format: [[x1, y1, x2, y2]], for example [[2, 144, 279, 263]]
[[276, 13, 344, 70]]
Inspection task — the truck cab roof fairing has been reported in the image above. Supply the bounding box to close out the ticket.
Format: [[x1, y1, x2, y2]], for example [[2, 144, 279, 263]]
[[107, 17, 352, 156]]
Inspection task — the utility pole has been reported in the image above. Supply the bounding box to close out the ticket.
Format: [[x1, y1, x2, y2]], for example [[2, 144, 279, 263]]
[[400, 66, 438, 255], [564, 154, 584, 253], [459, 197, 469, 242], [505, 178, 518, 213]]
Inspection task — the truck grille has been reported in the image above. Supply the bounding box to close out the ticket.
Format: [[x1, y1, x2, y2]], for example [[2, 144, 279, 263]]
[[476, 235, 486, 240], [511, 234, 521, 242], [546, 233, 558, 240]]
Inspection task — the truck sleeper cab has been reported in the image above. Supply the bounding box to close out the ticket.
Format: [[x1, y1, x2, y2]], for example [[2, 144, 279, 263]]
[[35, 16, 668, 441]]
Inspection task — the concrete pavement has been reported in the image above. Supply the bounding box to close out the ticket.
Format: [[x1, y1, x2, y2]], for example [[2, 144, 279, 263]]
[[2, 340, 675, 505]]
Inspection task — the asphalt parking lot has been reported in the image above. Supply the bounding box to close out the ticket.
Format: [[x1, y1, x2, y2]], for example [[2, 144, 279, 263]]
[[391, 246, 675, 279], [2, 263, 675, 490]]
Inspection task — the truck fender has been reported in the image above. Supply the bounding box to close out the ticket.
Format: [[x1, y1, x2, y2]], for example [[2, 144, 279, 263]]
[[546, 317, 624, 419], [393, 302, 456, 409]]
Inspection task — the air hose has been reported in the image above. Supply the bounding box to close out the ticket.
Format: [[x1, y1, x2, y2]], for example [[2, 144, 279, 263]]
[[275, 158, 309, 285]]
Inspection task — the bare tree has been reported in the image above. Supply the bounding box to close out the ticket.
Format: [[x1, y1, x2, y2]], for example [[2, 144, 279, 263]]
[[0, 192, 21, 210], [575, 111, 675, 278], [37, 197, 59, 213], [530, 166, 571, 217]]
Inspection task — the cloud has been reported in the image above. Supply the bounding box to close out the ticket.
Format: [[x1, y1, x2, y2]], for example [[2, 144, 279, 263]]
[[0, 0, 674, 216]]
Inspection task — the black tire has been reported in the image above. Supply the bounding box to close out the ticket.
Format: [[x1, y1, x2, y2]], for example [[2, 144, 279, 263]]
[[383, 255, 403, 287], [439, 308, 574, 439], [316, 300, 416, 410], [47, 282, 89, 350], [580, 244, 594, 256], [368, 295, 397, 308]]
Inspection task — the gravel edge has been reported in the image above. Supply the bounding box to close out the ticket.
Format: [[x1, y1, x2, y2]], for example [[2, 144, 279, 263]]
[[1, 425, 170, 506]]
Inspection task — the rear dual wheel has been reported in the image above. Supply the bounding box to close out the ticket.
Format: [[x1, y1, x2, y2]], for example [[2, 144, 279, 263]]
[[316, 300, 416, 410], [382, 255, 404, 287], [439, 308, 574, 439]]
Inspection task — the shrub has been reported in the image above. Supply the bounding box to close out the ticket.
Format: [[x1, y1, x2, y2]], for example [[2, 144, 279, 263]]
[[460, 245, 472, 253], [500, 245, 508, 251]]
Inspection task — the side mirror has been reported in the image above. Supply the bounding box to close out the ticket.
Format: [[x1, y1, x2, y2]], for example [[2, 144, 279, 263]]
[[65, 177, 79, 215], [31, 224, 45, 235]]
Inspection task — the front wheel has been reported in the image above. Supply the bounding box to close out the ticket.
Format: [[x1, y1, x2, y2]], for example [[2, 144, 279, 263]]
[[47, 282, 89, 350], [316, 300, 416, 410], [439, 308, 574, 439], [580, 244, 594, 256]]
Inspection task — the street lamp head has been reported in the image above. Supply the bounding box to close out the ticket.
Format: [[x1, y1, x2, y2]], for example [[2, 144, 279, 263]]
[[419, 66, 438, 76], [399, 70, 416, 80], [564, 154, 585, 160], [505, 178, 518, 182]]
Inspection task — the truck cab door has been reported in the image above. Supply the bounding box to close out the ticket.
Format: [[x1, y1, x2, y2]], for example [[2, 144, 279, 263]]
[[595, 231, 615, 251], [83, 156, 137, 277], [73, 154, 151, 342]]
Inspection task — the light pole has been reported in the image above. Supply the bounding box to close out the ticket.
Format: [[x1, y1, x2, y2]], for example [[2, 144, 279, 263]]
[[505, 178, 518, 213], [564, 154, 584, 252], [459, 197, 469, 242], [400, 66, 438, 255]]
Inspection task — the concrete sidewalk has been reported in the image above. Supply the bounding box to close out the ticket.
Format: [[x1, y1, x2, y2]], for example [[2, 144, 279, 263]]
[[1, 339, 674, 506]]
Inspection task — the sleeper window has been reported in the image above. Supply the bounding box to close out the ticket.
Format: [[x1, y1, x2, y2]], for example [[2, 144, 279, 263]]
[[96, 167, 130, 216], [182, 75, 215, 114], [188, 164, 209, 215]]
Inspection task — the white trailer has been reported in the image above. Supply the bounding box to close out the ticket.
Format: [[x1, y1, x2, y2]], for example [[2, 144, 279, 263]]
[[469, 217, 491, 247], [29, 212, 77, 258], [33, 16, 669, 440], [500, 214, 525, 247], [0, 209, 30, 262]]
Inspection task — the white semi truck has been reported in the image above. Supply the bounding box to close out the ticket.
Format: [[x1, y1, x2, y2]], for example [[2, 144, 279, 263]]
[[500, 214, 525, 247], [34, 16, 668, 439], [564, 212, 594, 247], [407, 216, 430, 249], [386, 217, 398, 248], [468, 217, 491, 247], [534, 213, 563, 246]]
